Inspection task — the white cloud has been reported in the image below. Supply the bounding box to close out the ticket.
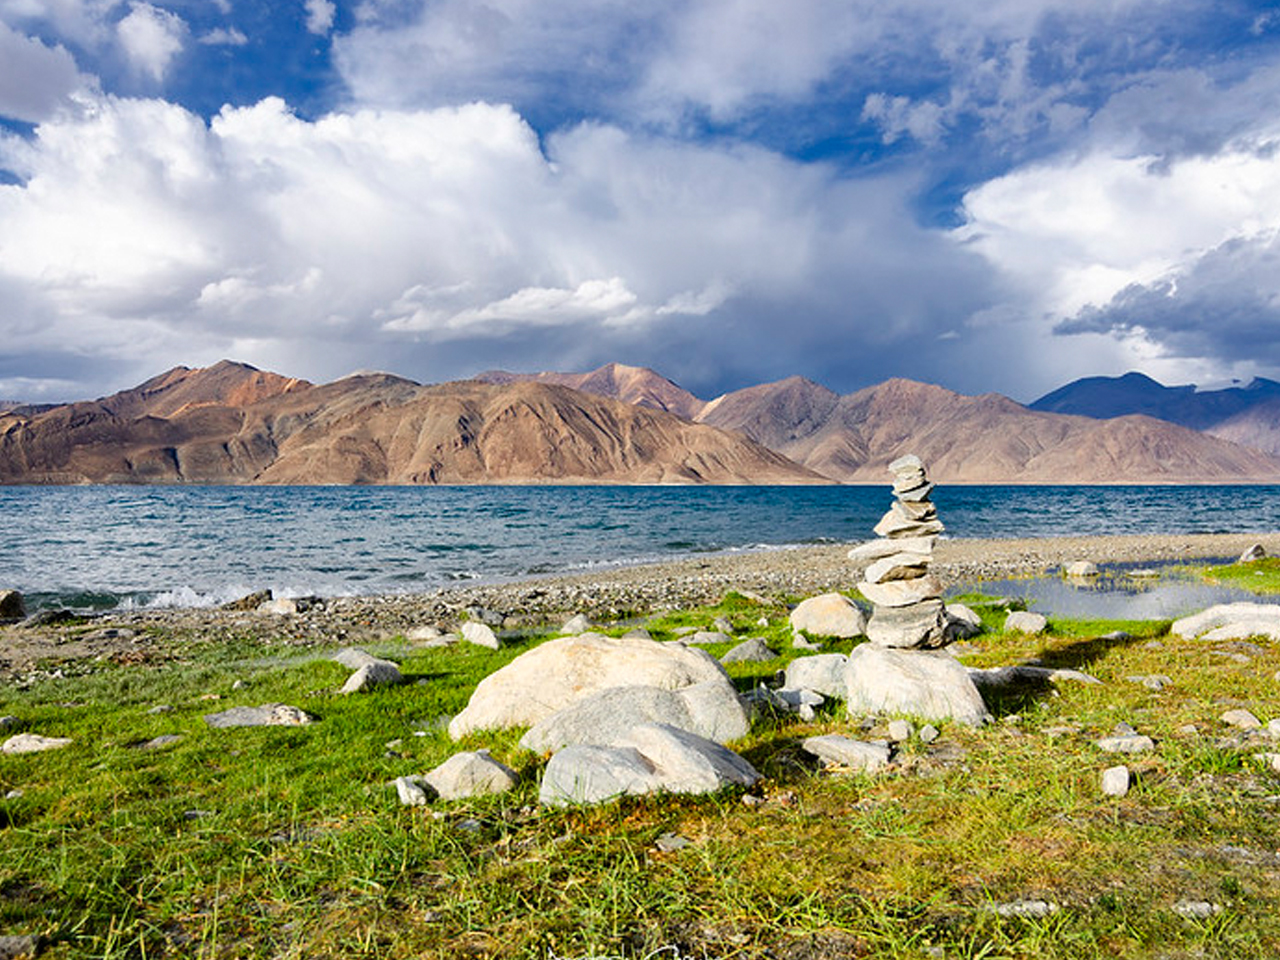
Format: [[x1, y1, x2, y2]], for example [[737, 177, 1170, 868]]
[[198, 26, 246, 46], [116, 2, 186, 82], [0, 92, 1002, 398], [0, 22, 87, 121], [304, 0, 333, 35]]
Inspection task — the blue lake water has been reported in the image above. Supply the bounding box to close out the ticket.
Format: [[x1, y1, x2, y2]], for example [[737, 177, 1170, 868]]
[[5, 484, 1280, 611]]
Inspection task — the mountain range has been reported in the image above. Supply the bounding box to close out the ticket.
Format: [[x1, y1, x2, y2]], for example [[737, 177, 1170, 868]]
[[4, 360, 1280, 485]]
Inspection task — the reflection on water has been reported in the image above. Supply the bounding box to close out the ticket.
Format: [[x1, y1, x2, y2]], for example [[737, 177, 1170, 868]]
[[950, 562, 1275, 621]]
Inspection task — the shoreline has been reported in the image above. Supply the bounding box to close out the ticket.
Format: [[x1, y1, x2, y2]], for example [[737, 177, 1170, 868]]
[[26, 532, 1280, 626]]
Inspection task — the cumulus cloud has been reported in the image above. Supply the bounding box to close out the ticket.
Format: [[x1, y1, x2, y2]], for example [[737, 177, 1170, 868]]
[[304, 0, 334, 36], [0, 92, 1004, 398], [0, 22, 87, 121], [116, 2, 186, 82], [198, 26, 246, 46]]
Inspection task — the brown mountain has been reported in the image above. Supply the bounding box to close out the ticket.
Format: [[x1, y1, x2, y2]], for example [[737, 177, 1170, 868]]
[[698, 377, 1280, 483], [476, 362, 705, 419], [1206, 398, 1280, 456], [0, 363, 825, 485]]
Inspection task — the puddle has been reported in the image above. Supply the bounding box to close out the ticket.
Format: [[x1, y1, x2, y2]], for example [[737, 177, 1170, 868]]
[[950, 561, 1274, 621]]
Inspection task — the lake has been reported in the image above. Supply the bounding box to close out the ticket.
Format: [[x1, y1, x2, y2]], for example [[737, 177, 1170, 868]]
[[6, 484, 1280, 611]]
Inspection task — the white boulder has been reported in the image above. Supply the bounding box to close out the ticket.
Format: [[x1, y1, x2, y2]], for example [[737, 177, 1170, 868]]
[[844, 644, 988, 726], [448, 633, 729, 740], [789, 593, 867, 639]]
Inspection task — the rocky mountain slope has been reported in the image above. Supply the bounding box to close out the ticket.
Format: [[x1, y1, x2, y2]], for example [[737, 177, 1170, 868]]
[[477, 363, 1280, 483], [0, 362, 825, 485], [476, 362, 704, 419], [6, 360, 1280, 484], [1030, 371, 1280, 454]]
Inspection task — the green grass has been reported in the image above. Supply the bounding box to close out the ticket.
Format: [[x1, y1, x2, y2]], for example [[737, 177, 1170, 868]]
[[1199, 557, 1280, 594], [2, 598, 1280, 958]]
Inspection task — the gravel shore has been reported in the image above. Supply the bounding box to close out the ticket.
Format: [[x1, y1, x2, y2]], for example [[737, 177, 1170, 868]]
[[3, 532, 1276, 683]]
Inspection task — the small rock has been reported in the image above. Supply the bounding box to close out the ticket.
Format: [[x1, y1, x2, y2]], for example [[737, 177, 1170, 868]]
[[944, 602, 984, 639], [783, 653, 848, 699], [773, 688, 825, 722], [460, 621, 500, 650], [1269, 718, 1280, 738], [685, 631, 732, 646], [1221, 709, 1262, 730], [146, 704, 174, 714], [0, 935, 41, 960], [1177, 724, 1199, 736], [5, 790, 23, 800], [394, 776, 432, 806], [654, 832, 691, 852], [1063, 561, 1100, 577], [1238, 543, 1267, 563], [792, 633, 822, 651], [623, 627, 653, 640], [919, 724, 940, 744], [801, 734, 891, 772], [1096, 734, 1155, 754], [887, 719, 915, 742], [222, 589, 272, 612], [1172, 900, 1221, 920], [712, 617, 734, 634], [720, 637, 777, 664], [231, 679, 247, 691], [340, 659, 404, 694], [2, 733, 73, 755], [789, 593, 867, 639], [204, 704, 313, 728], [1101, 765, 1130, 797], [1127, 674, 1172, 691], [1004, 610, 1048, 634], [139, 734, 182, 750], [406, 625, 443, 642], [561, 614, 592, 635], [424, 749, 519, 800], [1253, 752, 1280, 772], [0, 716, 20, 731]]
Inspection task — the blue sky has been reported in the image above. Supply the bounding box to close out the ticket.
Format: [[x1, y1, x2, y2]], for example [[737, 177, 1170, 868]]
[[3, 1, 1280, 403]]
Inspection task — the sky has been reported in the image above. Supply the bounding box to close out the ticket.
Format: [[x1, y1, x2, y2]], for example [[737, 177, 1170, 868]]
[[3, 2, 1280, 404]]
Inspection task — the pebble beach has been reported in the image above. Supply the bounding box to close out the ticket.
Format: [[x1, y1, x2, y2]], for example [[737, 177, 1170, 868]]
[[3, 532, 1277, 682]]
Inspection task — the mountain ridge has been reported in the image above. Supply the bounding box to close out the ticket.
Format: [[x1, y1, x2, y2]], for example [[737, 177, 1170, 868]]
[[5, 360, 1280, 485]]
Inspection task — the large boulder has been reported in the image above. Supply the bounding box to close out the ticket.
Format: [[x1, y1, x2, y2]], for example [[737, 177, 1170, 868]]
[[340, 660, 403, 694], [519, 679, 749, 753], [789, 593, 867, 639], [448, 633, 729, 740], [845, 645, 988, 726], [865, 598, 947, 648], [1171, 602, 1280, 641], [539, 723, 759, 807], [784, 653, 849, 699], [461, 622, 501, 649]]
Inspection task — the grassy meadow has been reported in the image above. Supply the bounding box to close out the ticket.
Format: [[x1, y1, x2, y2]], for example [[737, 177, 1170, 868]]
[[2, 573, 1280, 959]]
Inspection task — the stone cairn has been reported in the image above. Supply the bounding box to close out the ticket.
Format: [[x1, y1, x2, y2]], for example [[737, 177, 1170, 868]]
[[857, 454, 949, 649]]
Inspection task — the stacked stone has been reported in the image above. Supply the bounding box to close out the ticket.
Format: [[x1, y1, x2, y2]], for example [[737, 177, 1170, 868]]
[[858, 454, 949, 649]]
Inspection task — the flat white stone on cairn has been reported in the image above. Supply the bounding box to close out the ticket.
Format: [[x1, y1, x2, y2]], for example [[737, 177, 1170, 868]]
[[846, 454, 989, 725]]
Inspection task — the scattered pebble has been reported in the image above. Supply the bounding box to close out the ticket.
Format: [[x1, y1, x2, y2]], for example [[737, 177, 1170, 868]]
[[887, 719, 915, 742], [1172, 900, 1221, 920], [985, 900, 1058, 918], [919, 724, 940, 744], [654, 832, 691, 852], [2, 733, 72, 755], [1222, 709, 1262, 730], [1101, 765, 1131, 797]]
